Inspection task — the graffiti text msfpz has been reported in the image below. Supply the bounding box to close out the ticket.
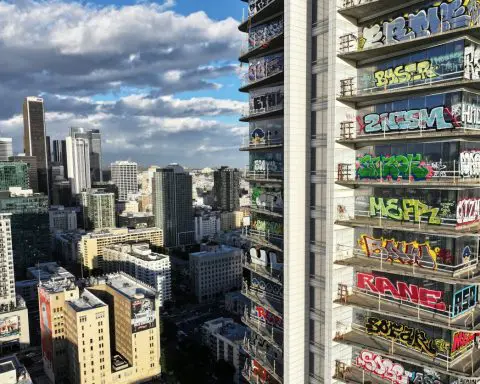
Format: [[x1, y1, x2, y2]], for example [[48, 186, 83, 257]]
[[356, 154, 430, 181], [360, 0, 479, 50], [365, 317, 449, 357], [356, 350, 409, 384], [369, 197, 443, 225], [360, 106, 457, 134], [357, 272, 447, 311], [359, 235, 439, 270]]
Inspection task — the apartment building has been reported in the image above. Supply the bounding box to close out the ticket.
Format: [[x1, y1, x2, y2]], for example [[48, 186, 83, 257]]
[[49, 206, 78, 232], [111, 161, 138, 202], [189, 244, 242, 303], [103, 243, 172, 306], [78, 227, 163, 271]]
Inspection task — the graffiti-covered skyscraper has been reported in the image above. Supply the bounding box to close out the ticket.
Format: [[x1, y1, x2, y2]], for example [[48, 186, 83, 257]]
[[330, 1, 480, 383]]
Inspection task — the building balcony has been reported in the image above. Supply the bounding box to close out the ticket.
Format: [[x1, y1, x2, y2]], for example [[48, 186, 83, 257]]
[[242, 281, 283, 319], [239, 104, 283, 122], [335, 244, 480, 284], [335, 287, 480, 333], [337, 0, 422, 25], [242, 227, 283, 252], [242, 310, 283, 351], [333, 359, 405, 384], [243, 340, 284, 383], [239, 0, 284, 33], [334, 326, 480, 378], [239, 71, 284, 93], [335, 204, 479, 237], [336, 162, 480, 190], [242, 361, 283, 384], [249, 204, 283, 218], [336, 126, 480, 150], [240, 136, 283, 151], [244, 168, 283, 184], [337, 76, 480, 108], [242, 253, 283, 285], [239, 32, 284, 63], [338, 28, 480, 66]]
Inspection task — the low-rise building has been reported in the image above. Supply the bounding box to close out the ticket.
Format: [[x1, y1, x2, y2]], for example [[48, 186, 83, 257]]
[[79, 227, 163, 271], [103, 243, 171, 306], [189, 244, 242, 303], [201, 317, 247, 384], [220, 211, 244, 232], [0, 355, 33, 384], [0, 297, 29, 355], [118, 212, 155, 229], [48, 206, 77, 232], [224, 291, 249, 317]]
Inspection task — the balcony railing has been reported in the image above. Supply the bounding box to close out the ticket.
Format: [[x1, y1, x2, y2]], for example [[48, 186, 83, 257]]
[[243, 339, 284, 382], [244, 169, 283, 183], [341, 0, 376, 8], [242, 253, 283, 284], [242, 308, 283, 351], [335, 243, 479, 278], [241, 136, 283, 150], [337, 159, 480, 187], [241, 103, 283, 120], [242, 281, 283, 318]]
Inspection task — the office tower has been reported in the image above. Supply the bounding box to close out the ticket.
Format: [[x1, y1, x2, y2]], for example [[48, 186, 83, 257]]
[[77, 227, 163, 272], [0, 138, 13, 161], [88, 129, 102, 182], [238, 2, 289, 382], [220, 211, 244, 231], [52, 140, 62, 164], [80, 189, 115, 230], [189, 244, 242, 303], [92, 181, 119, 200], [66, 129, 91, 195], [111, 161, 138, 201], [46, 136, 51, 166], [0, 188, 49, 278], [213, 166, 240, 211], [0, 162, 29, 191], [38, 279, 80, 383], [23, 97, 49, 196], [61, 140, 68, 179], [0, 213, 30, 353], [103, 243, 172, 305], [52, 180, 72, 206], [9, 155, 38, 192], [237, 1, 480, 383], [194, 211, 221, 242], [51, 164, 64, 180], [152, 164, 194, 247]]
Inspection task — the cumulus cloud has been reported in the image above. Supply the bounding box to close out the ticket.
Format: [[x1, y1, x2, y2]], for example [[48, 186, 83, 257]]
[[0, 0, 248, 167]]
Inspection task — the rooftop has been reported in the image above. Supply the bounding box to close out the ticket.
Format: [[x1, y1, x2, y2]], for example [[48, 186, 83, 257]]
[[40, 278, 77, 294], [67, 289, 106, 312], [190, 244, 241, 258], [0, 355, 32, 384], [27, 262, 75, 282], [83, 227, 161, 239], [95, 272, 156, 300], [119, 212, 154, 218], [105, 243, 169, 262]]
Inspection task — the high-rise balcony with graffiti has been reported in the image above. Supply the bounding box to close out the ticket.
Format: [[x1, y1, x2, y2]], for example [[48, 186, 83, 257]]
[[242, 357, 282, 384], [243, 334, 283, 383], [334, 270, 480, 331], [337, 138, 480, 188], [333, 307, 480, 380], [338, 37, 480, 107], [336, 227, 480, 282], [243, 247, 283, 285], [242, 304, 283, 351], [240, 86, 284, 122], [240, 117, 283, 152], [239, 15, 283, 63], [338, 1, 480, 59]]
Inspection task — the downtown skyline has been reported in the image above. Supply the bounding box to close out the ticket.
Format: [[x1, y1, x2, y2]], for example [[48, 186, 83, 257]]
[[0, 0, 248, 168]]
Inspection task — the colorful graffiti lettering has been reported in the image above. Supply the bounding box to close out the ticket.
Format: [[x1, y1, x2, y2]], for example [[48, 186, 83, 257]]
[[255, 305, 283, 328], [460, 151, 480, 177], [356, 350, 409, 384], [361, 106, 456, 134], [358, 235, 439, 269], [251, 219, 283, 235], [409, 370, 443, 384], [369, 197, 442, 224], [359, 0, 479, 50], [250, 86, 283, 115], [356, 154, 430, 181], [252, 186, 283, 210], [451, 331, 478, 356], [456, 198, 480, 226], [251, 277, 282, 296], [374, 61, 437, 87], [357, 272, 447, 311], [365, 317, 448, 357]]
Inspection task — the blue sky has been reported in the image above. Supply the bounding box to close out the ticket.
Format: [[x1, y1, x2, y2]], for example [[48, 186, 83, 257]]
[[0, 0, 248, 168]]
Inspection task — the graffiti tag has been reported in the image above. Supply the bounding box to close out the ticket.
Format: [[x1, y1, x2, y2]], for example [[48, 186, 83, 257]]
[[251, 219, 283, 234], [451, 331, 478, 357], [460, 151, 480, 177], [365, 317, 449, 357], [356, 350, 409, 384], [374, 61, 437, 87], [356, 154, 430, 181], [358, 235, 439, 269], [255, 305, 283, 328], [361, 106, 455, 134], [369, 197, 442, 224], [357, 272, 447, 310], [456, 198, 480, 226], [359, 0, 478, 50]]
